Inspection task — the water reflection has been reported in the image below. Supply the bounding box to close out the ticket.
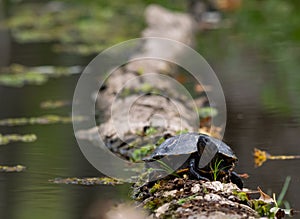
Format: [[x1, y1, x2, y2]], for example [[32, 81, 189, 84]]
[[1, 0, 300, 217]]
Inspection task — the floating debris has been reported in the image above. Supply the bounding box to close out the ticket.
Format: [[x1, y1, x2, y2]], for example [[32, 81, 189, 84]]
[[40, 100, 71, 109], [254, 148, 300, 167], [0, 133, 37, 145], [0, 115, 87, 126], [0, 64, 82, 87], [50, 177, 124, 186], [0, 165, 26, 172]]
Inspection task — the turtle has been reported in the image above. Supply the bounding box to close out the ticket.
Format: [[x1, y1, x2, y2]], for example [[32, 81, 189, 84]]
[[143, 133, 243, 189]]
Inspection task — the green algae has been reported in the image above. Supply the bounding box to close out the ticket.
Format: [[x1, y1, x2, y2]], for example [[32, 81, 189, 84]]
[[40, 100, 71, 109], [0, 134, 37, 145], [0, 64, 82, 87], [49, 177, 124, 185], [0, 115, 87, 126], [3, 2, 144, 55]]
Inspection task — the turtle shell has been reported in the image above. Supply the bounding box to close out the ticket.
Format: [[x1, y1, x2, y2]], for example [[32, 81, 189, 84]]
[[143, 133, 237, 162]]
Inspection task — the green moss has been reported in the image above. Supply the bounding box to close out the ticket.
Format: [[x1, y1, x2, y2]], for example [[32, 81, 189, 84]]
[[0, 115, 86, 126], [202, 186, 209, 194], [250, 200, 273, 217], [177, 195, 197, 205], [144, 198, 163, 211], [149, 182, 161, 194], [235, 191, 249, 202]]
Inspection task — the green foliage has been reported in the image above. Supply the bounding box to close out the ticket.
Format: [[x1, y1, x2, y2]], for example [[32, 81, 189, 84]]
[[209, 159, 224, 181], [145, 126, 158, 136], [0, 72, 48, 87], [156, 137, 166, 145], [276, 176, 291, 207], [251, 200, 273, 217], [144, 198, 163, 211], [233, 190, 249, 202], [131, 144, 156, 162]]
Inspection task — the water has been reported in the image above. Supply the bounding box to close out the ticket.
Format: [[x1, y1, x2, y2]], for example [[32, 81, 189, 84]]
[[1, 1, 300, 218], [0, 73, 132, 219], [213, 52, 300, 212]]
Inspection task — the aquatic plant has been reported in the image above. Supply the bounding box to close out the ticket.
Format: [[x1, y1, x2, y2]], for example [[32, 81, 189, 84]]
[[0, 115, 87, 126], [3, 2, 144, 55], [0, 133, 37, 145], [0, 165, 26, 172], [49, 177, 124, 185], [40, 100, 71, 109], [0, 64, 82, 87]]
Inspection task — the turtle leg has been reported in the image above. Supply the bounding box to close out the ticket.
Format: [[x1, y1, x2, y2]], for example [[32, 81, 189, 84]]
[[230, 171, 243, 189], [189, 157, 209, 181]]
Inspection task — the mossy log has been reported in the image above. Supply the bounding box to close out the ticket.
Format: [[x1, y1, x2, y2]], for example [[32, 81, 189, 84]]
[[76, 4, 261, 219]]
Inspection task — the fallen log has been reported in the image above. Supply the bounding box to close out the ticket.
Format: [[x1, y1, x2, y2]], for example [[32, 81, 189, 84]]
[[74, 4, 265, 219]]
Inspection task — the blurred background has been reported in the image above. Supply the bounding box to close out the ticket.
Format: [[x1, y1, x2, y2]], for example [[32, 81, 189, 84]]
[[0, 0, 299, 218]]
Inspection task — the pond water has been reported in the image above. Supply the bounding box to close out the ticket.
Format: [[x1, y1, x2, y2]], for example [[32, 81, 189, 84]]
[[1, 1, 300, 218]]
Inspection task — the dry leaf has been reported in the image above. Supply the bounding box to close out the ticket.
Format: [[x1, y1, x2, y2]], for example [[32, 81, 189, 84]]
[[257, 187, 274, 204]]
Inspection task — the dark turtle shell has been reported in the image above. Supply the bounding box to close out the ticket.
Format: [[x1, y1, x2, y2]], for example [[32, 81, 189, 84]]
[[143, 133, 237, 162]]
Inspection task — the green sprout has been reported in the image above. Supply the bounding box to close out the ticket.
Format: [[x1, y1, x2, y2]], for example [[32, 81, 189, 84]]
[[210, 159, 224, 181]]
